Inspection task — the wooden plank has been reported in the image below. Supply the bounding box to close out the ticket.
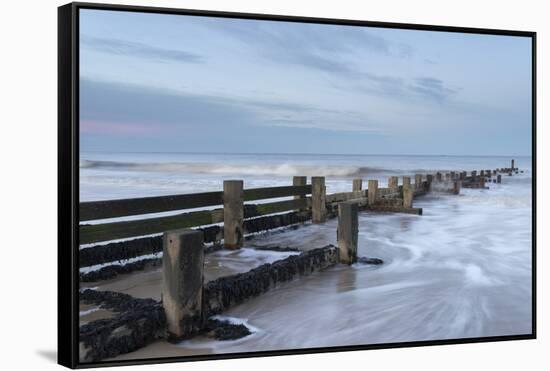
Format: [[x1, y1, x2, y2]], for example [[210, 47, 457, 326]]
[[244, 198, 311, 218], [243, 185, 312, 201], [326, 190, 366, 203], [367, 206, 423, 215], [79, 208, 224, 244], [80, 191, 223, 221]]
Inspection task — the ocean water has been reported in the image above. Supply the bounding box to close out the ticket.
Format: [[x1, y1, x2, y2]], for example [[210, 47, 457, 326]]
[[80, 152, 532, 200], [79, 152, 533, 354]]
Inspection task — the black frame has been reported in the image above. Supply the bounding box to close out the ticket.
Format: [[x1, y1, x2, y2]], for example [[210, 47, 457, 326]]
[[58, 2, 537, 368]]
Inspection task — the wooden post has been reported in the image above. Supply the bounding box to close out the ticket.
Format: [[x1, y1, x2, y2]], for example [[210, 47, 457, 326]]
[[480, 176, 486, 188], [511, 159, 515, 170], [312, 176, 326, 223], [453, 181, 461, 195], [426, 174, 433, 191], [471, 170, 477, 177], [403, 176, 411, 187], [352, 178, 363, 192], [415, 174, 422, 189], [338, 201, 358, 265], [497, 174, 502, 183], [480, 170, 485, 177], [223, 180, 244, 249], [445, 173, 450, 181], [163, 229, 204, 341], [436, 172, 442, 182], [450, 171, 456, 180], [293, 176, 307, 212], [293, 176, 307, 199], [403, 183, 413, 208], [368, 179, 379, 206], [388, 176, 398, 189]]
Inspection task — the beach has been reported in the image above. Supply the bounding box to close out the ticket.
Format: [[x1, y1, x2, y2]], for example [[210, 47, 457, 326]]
[[79, 152, 533, 360]]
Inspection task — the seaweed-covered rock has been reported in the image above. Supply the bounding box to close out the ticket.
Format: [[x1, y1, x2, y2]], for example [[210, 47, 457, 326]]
[[79, 290, 166, 362], [253, 246, 300, 252], [357, 257, 384, 265], [204, 318, 251, 340], [203, 245, 338, 316]]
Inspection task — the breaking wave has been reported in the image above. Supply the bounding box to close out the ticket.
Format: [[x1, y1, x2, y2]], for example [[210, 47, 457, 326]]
[[80, 160, 394, 177]]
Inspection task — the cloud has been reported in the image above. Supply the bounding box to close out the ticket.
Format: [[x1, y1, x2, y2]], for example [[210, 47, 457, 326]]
[[80, 78, 379, 135], [409, 77, 457, 103], [205, 19, 402, 77], [81, 36, 204, 64]]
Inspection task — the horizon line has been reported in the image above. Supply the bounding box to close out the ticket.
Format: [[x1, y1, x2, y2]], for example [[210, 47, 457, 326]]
[[79, 150, 532, 158]]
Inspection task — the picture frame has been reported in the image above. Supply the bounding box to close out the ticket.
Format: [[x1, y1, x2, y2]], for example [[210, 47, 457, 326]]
[[58, 2, 536, 368]]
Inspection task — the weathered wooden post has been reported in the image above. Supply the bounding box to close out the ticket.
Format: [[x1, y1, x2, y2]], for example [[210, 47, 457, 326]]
[[426, 174, 433, 191], [163, 229, 205, 341], [388, 176, 398, 189], [445, 173, 450, 181], [293, 176, 307, 212], [497, 174, 502, 183], [368, 179, 379, 206], [337, 201, 358, 265], [403, 183, 413, 208], [403, 176, 411, 187], [436, 172, 442, 181], [312, 176, 326, 223], [352, 178, 363, 192], [450, 171, 456, 180], [480, 176, 486, 188], [223, 180, 244, 249], [471, 170, 477, 177], [480, 170, 485, 177], [459, 171, 465, 180], [293, 176, 307, 199], [415, 174, 422, 189], [453, 181, 461, 195], [511, 159, 515, 170]]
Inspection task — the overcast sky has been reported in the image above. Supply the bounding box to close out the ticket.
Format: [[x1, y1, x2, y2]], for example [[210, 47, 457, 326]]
[[79, 9, 532, 156]]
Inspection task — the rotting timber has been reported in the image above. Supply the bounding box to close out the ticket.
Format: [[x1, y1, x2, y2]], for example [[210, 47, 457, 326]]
[[78, 161, 521, 362]]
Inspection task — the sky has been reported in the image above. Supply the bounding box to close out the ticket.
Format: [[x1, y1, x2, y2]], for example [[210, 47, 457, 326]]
[[79, 9, 533, 156]]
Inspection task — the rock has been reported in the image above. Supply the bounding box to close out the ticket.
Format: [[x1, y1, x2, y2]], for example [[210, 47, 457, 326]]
[[254, 246, 300, 252], [357, 257, 384, 265], [204, 318, 251, 340]]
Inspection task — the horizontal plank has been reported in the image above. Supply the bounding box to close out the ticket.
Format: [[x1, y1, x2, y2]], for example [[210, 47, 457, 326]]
[[80, 208, 224, 244], [244, 185, 311, 201], [80, 191, 223, 221], [244, 198, 311, 218], [326, 190, 366, 203], [367, 206, 423, 215], [377, 187, 394, 196]]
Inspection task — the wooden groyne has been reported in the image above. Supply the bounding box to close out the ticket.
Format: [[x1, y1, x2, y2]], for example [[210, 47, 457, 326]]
[[78, 159, 521, 361]]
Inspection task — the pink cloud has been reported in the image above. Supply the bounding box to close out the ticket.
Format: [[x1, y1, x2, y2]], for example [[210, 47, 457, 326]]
[[80, 120, 162, 135]]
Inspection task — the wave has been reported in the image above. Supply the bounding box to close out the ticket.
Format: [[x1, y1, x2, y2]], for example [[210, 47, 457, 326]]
[[80, 159, 395, 177]]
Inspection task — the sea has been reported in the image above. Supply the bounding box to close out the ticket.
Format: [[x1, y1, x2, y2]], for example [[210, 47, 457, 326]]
[[80, 152, 533, 353]]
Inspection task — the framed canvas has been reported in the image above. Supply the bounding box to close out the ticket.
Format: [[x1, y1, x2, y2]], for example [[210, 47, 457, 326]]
[[58, 2, 536, 368]]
